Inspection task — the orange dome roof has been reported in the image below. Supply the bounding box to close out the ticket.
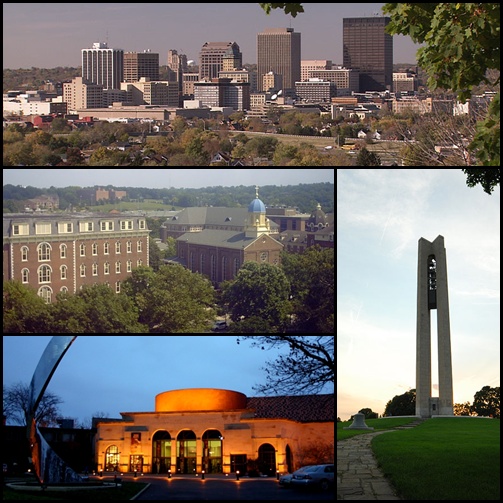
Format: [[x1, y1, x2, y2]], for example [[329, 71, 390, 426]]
[[155, 388, 247, 412]]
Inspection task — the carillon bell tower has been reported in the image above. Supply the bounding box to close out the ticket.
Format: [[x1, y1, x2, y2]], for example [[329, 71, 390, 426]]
[[245, 186, 270, 238]]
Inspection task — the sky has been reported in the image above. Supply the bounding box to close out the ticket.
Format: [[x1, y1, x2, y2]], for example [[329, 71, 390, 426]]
[[3, 335, 325, 424], [3, 168, 334, 189], [3, 3, 421, 69], [337, 169, 500, 420]]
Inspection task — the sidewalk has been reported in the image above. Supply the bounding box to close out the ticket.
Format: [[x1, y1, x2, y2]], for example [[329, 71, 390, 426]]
[[337, 430, 400, 500]]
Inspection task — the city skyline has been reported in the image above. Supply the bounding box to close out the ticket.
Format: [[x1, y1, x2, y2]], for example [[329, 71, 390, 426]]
[[337, 169, 500, 420], [3, 3, 422, 70]]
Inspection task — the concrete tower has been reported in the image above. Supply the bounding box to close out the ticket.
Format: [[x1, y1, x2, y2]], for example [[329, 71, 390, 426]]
[[416, 235, 454, 417]]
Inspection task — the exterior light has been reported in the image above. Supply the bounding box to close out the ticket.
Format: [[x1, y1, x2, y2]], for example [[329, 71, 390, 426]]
[[236, 470, 240, 481], [168, 469, 171, 478], [202, 470, 205, 480], [276, 470, 280, 480]]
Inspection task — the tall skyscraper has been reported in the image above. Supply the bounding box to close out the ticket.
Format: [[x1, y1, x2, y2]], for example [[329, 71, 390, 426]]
[[82, 42, 124, 90], [199, 42, 242, 81], [257, 28, 301, 94], [123, 51, 159, 83], [343, 17, 393, 92]]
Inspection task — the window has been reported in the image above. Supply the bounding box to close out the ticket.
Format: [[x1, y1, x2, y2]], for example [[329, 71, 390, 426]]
[[121, 220, 133, 230], [127, 241, 132, 253], [222, 256, 227, 281], [233, 258, 240, 276], [80, 264, 86, 277], [115, 261, 121, 273], [104, 262, 110, 275], [115, 241, 121, 254], [38, 285, 52, 304], [13, 223, 29, 235], [22, 268, 29, 283], [127, 260, 132, 272], [38, 264, 52, 283], [137, 240, 143, 252], [80, 243, 86, 257], [92, 242, 98, 255], [211, 254, 216, 281], [37, 243, 51, 261], [58, 222, 73, 233], [115, 281, 121, 293], [21, 246, 29, 261], [101, 221, 114, 231], [104, 242, 110, 255], [60, 265, 67, 280], [60, 244, 67, 259], [139, 219, 146, 229], [92, 263, 98, 276], [35, 222, 52, 235], [80, 221, 94, 232]]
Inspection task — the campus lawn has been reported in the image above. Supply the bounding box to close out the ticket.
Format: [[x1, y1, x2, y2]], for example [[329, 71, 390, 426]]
[[337, 417, 416, 441], [371, 418, 500, 500]]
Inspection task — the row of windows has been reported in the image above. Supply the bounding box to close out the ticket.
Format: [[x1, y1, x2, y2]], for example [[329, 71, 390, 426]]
[[38, 281, 123, 303], [20, 241, 144, 262], [12, 220, 146, 236], [21, 260, 144, 284], [187, 253, 240, 282]]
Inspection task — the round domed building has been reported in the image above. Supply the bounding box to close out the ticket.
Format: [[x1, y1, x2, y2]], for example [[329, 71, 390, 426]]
[[95, 388, 334, 476]]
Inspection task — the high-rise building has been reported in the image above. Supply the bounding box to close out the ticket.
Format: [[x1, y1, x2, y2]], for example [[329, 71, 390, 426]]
[[343, 17, 393, 92], [63, 77, 103, 111], [257, 28, 301, 94], [123, 51, 159, 83], [82, 42, 124, 90], [199, 42, 242, 81]]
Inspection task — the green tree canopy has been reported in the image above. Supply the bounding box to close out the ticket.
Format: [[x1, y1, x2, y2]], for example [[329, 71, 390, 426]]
[[471, 385, 500, 418], [461, 168, 500, 194], [259, 3, 304, 17], [384, 389, 416, 416]]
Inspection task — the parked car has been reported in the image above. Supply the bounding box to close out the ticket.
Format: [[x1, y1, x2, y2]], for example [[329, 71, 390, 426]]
[[290, 464, 334, 491], [211, 320, 228, 331], [279, 466, 309, 487]]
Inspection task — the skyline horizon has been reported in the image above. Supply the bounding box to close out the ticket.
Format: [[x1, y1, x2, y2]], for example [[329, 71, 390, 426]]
[[3, 4, 421, 69]]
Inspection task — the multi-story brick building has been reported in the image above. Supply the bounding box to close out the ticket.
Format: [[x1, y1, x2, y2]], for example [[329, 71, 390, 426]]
[[3, 214, 149, 303], [95, 387, 334, 475]]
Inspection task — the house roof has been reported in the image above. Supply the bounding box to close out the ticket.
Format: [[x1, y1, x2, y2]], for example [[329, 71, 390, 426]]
[[246, 394, 334, 423]]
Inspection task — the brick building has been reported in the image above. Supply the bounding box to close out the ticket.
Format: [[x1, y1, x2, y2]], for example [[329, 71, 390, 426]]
[[95, 388, 334, 475], [3, 214, 149, 302]]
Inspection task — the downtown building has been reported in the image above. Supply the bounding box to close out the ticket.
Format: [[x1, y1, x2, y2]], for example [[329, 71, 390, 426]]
[[3, 214, 149, 303], [343, 17, 393, 92], [257, 28, 301, 94], [123, 50, 160, 83], [82, 42, 124, 90], [199, 42, 242, 81]]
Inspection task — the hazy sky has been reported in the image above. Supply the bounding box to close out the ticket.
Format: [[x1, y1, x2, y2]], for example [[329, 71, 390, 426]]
[[3, 3, 421, 69], [3, 336, 310, 424], [337, 169, 500, 420], [3, 168, 334, 189]]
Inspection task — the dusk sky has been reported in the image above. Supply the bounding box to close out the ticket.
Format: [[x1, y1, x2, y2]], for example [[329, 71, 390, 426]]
[[3, 3, 421, 69], [3, 336, 323, 425], [337, 169, 500, 420], [3, 168, 334, 189]]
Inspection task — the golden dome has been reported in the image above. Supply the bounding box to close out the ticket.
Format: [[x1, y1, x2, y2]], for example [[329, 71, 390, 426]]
[[155, 388, 247, 412]]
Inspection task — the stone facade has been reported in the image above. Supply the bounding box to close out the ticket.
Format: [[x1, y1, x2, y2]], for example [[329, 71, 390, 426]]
[[95, 388, 334, 475]]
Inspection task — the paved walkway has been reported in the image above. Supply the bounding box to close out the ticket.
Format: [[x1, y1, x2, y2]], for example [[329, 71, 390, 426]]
[[337, 419, 425, 500]]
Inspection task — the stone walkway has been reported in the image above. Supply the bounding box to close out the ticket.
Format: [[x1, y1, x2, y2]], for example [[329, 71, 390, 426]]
[[337, 419, 425, 500]]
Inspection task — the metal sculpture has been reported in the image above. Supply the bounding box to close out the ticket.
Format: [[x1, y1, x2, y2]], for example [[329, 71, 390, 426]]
[[28, 336, 81, 484]]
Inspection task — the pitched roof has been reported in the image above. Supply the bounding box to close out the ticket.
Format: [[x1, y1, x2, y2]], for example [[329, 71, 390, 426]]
[[246, 394, 334, 423]]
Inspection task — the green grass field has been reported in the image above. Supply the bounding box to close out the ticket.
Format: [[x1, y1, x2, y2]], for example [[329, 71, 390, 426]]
[[371, 418, 500, 500], [337, 417, 416, 441]]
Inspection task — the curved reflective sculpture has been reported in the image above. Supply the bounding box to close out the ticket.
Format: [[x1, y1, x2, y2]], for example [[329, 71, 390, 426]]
[[28, 336, 81, 484]]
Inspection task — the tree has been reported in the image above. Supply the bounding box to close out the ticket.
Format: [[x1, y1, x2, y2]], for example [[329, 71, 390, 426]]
[[453, 402, 474, 416], [221, 261, 291, 329], [384, 389, 416, 416], [471, 385, 500, 418], [123, 265, 215, 333], [359, 408, 378, 419], [236, 336, 334, 395], [3, 382, 63, 426], [461, 168, 500, 194], [356, 147, 382, 166], [259, 3, 304, 17], [383, 3, 500, 166]]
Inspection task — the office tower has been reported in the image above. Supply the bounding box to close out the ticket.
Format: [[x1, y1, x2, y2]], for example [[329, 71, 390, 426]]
[[257, 28, 301, 94], [82, 42, 124, 90], [123, 51, 160, 83], [343, 17, 393, 92], [199, 42, 242, 81]]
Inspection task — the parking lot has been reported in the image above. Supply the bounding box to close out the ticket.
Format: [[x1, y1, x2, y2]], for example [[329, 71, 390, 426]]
[[131, 475, 334, 501]]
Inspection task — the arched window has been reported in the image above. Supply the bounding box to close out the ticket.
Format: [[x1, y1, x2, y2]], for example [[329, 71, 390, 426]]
[[21, 268, 29, 283], [38, 264, 52, 283], [258, 443, 276, 477], [79, 243, 86, 257], [92, 242, 98, 255], [105, 445, 120, 472], [202, 430, 223, 474], [80, 264, 86, 277], [21, 246, 29, 261], [177, 430, 196, 474], [222, 256, 228, 281], [60, 265, 67, 280], [37, 242, 51, 261], [60, 244, 67, 259], [152, 431, 171, 474], [38, 285, 53, 304]]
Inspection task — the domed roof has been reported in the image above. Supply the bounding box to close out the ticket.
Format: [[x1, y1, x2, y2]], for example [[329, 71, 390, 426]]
[[248, 197, 266, 212]]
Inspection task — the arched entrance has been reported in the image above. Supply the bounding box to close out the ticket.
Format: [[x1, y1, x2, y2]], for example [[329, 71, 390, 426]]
[[202, 430, 223, 473], [152, 431, 171, 474], [105, 445, 120, 472], [258, 443, 276, 476], [285, 444, 293, 473], [176, 430, 196, 474]]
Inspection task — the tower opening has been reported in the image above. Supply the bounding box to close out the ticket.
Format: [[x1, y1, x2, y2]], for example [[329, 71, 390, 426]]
[[427, 255, 437, 309]]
